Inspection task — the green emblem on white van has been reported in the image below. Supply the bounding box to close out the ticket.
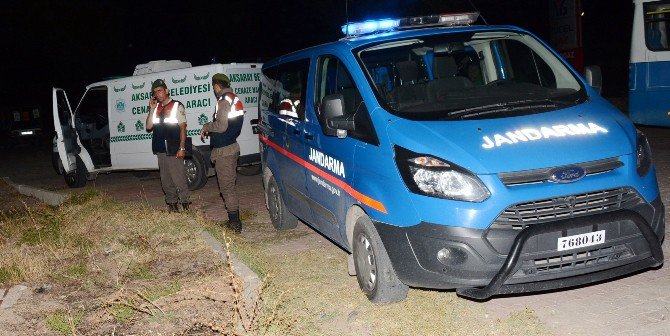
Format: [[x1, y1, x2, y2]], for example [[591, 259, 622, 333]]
[[194, 72, 210, 81], [198, 113, 208, 125], [172, 75, 187, 84], [117, 122, 125, 133], [115, 99, 126, 112], [132, 82, 146, 90], [114, 85, 126, 92], [135, 120, 144, 132]]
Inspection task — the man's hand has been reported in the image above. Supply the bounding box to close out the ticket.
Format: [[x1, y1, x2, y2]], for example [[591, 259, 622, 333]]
[[200, 128, 208, 142], [176, 149, 186, 160]]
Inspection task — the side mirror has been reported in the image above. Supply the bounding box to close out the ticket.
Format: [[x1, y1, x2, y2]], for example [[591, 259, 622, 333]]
[[321, 94, 354, 137], [583, 65, 602, 95]]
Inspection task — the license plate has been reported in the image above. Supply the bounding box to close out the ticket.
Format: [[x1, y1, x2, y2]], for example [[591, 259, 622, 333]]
[[557, 230, 606, 251]]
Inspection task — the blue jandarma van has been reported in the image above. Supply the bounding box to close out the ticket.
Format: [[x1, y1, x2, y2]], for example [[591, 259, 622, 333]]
[[257, 13, 665, 302]]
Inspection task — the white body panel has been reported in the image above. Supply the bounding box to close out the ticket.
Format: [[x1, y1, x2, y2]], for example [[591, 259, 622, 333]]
[[54, 62, 261, 174]]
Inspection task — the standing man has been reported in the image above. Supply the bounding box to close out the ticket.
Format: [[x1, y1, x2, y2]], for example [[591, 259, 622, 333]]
[[200, 73, 244, 233], [146, 79, 190, 212]]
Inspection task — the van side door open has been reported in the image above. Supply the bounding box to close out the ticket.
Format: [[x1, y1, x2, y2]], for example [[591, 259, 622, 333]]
[[52, 88, 80, 174]]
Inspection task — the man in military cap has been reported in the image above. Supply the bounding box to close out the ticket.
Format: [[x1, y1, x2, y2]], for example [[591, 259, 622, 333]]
[[200, 73, 244, 233], [146, 79, 190, 212]]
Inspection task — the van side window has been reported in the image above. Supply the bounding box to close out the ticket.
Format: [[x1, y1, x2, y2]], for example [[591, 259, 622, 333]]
[[260, 59, 309, 120], [315, 56, 378, 145], [644, 1, 670, 51]]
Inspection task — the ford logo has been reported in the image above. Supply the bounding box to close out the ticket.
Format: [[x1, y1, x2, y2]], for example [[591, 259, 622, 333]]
[[549, 166, 586, 183]]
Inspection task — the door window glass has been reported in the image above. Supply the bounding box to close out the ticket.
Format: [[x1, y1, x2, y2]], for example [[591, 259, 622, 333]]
[[315, 56, 378, 145], [644, 1, 670, 51], [261, 59, 309, 120]]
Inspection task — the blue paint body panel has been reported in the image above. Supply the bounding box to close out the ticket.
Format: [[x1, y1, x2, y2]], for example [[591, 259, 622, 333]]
[[259, 23, 665, 294], [629, 61, 670, 126]]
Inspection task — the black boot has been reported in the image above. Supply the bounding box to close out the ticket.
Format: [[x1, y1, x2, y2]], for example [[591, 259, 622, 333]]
[[226, 211, 242, 233], [181, 202, 190, 211], [168, 203, 179, 213]]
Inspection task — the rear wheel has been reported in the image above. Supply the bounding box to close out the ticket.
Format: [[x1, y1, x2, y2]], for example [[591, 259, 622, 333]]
[[266, 175, 298, 230], [64, 155, 87, 188], [353, 214, 408, 304], [185, 150, 208, 190]]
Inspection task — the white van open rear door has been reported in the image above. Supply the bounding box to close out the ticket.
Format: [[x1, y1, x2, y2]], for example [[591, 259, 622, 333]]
[[52, 88, 88, 187]]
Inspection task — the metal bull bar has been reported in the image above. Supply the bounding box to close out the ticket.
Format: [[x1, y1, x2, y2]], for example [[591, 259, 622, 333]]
[[457, 210, 664, 300]]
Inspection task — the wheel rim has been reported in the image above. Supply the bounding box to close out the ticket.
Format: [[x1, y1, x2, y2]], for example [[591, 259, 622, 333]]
[[184, 159, 197, 185], [357, 233, 377, 291], [269, 183, 280, 222]]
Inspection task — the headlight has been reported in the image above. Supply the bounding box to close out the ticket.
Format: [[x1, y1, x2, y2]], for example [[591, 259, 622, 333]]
[[636, 129, 652, 177], [394, 146, 490, 202]]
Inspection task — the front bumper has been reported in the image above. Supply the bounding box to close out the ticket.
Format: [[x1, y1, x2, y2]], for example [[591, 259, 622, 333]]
[[374, 197, 664, 300]]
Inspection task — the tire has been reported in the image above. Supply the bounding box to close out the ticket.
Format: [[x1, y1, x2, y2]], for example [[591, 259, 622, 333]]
[[266, 175, 298, 230], [64, 155, 87, 188], [353, 214, 408, 304], [185, 149, 208, 191], [237, 164, 262, 176]]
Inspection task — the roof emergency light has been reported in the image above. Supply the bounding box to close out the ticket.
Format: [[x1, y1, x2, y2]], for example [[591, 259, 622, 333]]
[[341, 12, 479, 37]]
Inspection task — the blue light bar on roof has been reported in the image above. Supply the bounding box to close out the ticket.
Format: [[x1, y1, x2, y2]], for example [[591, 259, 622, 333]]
[[341, 12, 479, 37], [341, 19, 400, 35]]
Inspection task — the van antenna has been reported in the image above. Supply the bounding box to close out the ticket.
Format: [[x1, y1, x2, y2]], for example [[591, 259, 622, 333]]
[[467, 0, 488, 25], [345, 0, 349, 30]]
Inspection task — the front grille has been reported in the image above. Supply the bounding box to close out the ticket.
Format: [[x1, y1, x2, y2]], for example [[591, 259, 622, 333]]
[[492, 188, 643, 230], [498, 157, 623, 186], [513, 244, 634, 278]]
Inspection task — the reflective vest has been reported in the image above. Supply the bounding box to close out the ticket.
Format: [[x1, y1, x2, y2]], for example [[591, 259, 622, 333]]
[[279, 98, 300, 118], [210, 92, 245, 148], [151, 100, 182, 154]]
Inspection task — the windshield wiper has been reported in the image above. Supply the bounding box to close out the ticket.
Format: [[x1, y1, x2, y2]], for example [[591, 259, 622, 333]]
[[444, 99, 568, 120]]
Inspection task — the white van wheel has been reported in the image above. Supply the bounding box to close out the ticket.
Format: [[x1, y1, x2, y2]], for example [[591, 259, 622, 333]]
[[267, 176, 298, 230], [185, 150, 207, 191], [353, 214, 408, 304], [64, 155, 87, 188]]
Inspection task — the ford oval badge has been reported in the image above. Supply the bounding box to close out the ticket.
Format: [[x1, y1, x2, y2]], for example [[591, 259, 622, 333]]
[[550, 166, 586, 183]]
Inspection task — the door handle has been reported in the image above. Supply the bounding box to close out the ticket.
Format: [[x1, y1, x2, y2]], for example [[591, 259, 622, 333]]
[[293, 129, 301, 135], [304, 132, 314, 140]]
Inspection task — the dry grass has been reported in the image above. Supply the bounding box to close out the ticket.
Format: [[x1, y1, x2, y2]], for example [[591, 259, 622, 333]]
[[208, 220, 554, 336], [0, 188, 249, 335]]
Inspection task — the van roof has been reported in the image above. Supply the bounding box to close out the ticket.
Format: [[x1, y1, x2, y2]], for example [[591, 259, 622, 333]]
[[263, 24, 527, 69]]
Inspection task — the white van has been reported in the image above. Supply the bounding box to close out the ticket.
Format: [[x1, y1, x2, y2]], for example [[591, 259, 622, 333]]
[[52, 60, 261, 189]]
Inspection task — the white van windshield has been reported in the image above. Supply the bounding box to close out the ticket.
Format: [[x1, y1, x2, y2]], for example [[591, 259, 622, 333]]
[[356, 31, 586, 121]]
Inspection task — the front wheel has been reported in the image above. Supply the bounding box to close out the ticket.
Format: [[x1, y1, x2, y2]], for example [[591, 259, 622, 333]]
[[266, 175, 298, 230], [353, 214, 408, 304], [64, 155, 87, 188], [185, 150, 208, 190]]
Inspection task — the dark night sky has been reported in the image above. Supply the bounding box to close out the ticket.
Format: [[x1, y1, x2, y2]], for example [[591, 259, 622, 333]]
[[1, 0, 632, 127]]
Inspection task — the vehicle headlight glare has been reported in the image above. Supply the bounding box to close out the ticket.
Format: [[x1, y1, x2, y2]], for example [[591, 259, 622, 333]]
[[395, 146, 490, 202]]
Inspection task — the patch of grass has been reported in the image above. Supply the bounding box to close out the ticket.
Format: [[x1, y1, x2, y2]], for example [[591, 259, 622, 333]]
[[141, 281, 182, 302], [46, 311, 83, 335], [240, 208, 257, 221], [0, 264, 21, 284], [110, 305, 134, 323], [65, 189, 100, 205], [19, 212, 63, 246], [496, 307, 550, 336], [65, 261, 87, 278], [126, 263, 155, 280]]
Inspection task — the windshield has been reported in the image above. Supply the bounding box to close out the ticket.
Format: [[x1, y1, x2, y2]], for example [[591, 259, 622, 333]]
[[356, 31, 586, 121]]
